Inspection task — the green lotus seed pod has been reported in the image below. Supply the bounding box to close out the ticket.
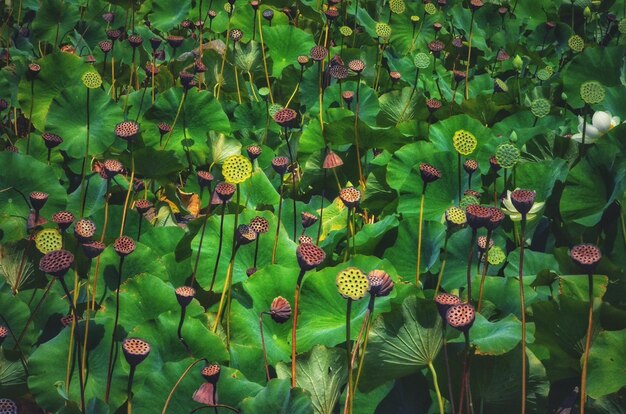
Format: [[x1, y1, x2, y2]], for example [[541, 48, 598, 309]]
[[452, 129, 478, 156], [339, 26, 353, 37], [445, 206, 467, 226], [536, 68, 551, 81], [35, 228, 63, 254], [82, 71, 102, 89], [375, 23, 392, 40], [336, 267, 370, 301], [410, 15, 420, 23], [459, 195, 480, 210], [414, 52, 431, 69], [424, 3, 437, 15], [619, 20, 626, 34], [389, 0, 406, 14], [530, 98, 551, 118], [224, 3, 233, 13], [494, 78, 508, 93], [580, 81, 605, 105], [568, 35, 584, 53], [495, 143, 520, 169], [583, 6, 591, 18], [268, 103, 283, 118], [258, 87, 270, 97], [487, 246, 506, 265], [512, 55, 523, 71]]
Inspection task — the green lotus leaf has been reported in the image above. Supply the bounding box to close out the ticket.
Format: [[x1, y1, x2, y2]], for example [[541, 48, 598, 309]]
[[31, 0, 81, 48], [262, 25, 316, 78], [465, 313, 534, 356], [147, 0, 191, 32], [240, 378, 314, 414], [586, 329, 626, 399]]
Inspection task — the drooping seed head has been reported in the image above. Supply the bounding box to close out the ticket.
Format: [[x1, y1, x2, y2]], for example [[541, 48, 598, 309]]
[[214, 182, 236, 203], [446, 303, 475, 332], [510, 189, 536, 216], [434, 293, 461, 320], [367, 269, 394, 297], [197, 170, 214, 189], [135, 199, 153, 215], [298, 234, 313, 244], [270, 296, 292, 323], [323, 150, 344, 169], [42, 132, 63, 149], [301, 212, 318, 229], [52, 211, 75, 232], [122, 338, 151, 367], [246, 267, 257, 277], [29, 191, 48, 211], [82, 241, 106, 259], [339, 187, 361, 209], [246, 145, 262, 161], [114, 236, 136, 257], [419, 163, 441, 184], [175, 286, 196, 308], [103, 159, 124, 179], [348, 59, 365, 73], [445, 206, 467, 227], [236, 225, 257, 246], [201, 364, 221, 384], [485, 207, 504, 230], [463, 159, 478, 174], [249, 216, 269, 234], [494, 78, 509, 93], [465, 204, 492, 230], [74, 218, 96, 242], [273, 108, 299, 129], [39, 250, 74, 278], [0, 398, 18, 414], [310, 45, 328, 62], [336, 267, 370, 300], [296, 242, 326, 270], [115, 120, 140, 141], [271, 156, 290, 176], [570, 244, 602, 274]]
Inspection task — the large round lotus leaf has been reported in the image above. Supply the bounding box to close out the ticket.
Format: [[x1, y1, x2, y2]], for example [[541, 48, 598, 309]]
[[262, 25, 316, 78], [0, 153, 67, 242], [44, 85, 123, 159], [360, 295, 442, 391], [137, 226, 192, 287], [0, 286, 34, 350], [297, 256, 398, 352], [148, 0, 191, 32], [586, 329, 626, 399], [275, 345, 345, 414], [240, 378, 314, 414], [353, 215, 399, 256], [30, 1, 81, 52]]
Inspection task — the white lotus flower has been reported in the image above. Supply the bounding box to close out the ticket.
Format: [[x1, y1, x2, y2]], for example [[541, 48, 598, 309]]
[[571, 110, 620, 144], [502, 189, 544, 222]]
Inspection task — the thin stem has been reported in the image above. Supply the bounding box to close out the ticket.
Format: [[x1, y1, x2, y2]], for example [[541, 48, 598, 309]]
[[285, 132, 298, 241], [272, 182, 284, 264], [350, 295, 376, 413], [259, 312, 271, 382], [191, 201, 212, 287], [519, 217, 527, 414], [457, 154, 462, 202], [257, 10, 274, 103], [105, 256, 125, 403], [163, 91, 187, 149], [136, 214, 143, 242], [428, 361, 445, 414], [464, 11, 476, 100], [127, 365, 136, 414], [434, 233, 450, 296], [476, 230, 492, 312], [161, 358, 208, 414], [119, 142, 135, 237], [415, 189, 426, 286], [26, 79, 34, 155], [344, 208, 351, 262], [0, 315, 28, 374], [79, 88, 92, 218], [442, 325, 456, 414], [177, 306, 191, 355], [580, 273, 594, 414], [234, 65, 242, 104], [208, 205, 227, 293], [291, 269, 306, 388], [354, 75, 365, 188], [211, 246, 238, 334], [466, 229, 477, 302], [15, 280, 54, 346], [345, 299, 353, 413], [215, 16, 231, 100]]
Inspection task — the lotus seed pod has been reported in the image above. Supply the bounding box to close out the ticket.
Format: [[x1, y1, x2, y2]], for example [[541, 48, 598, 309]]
[[451, 37, 463, 49], [410, 15, 420, 23], [301, 212, 319, 229], [298, 235, 313, 244], [135, 199, 153, 215], [236, 225, 257, 246], [175, 286, 196, 308], [375, 23, 392, 40], [367, 270, 394, 297], [192, 171, 212, 191], [329, 64, 349, 80], [230, 29, 243, 43], [424, 3, 437, 15], [567, 35, 584, 53], [149, 37, 162, 50], [0, 325, 8, 345], [222, 155, 252, 184], [323, 149, 344, 169], [446, 303, 475, 332], [459, 195, 480, 210], [495, 48, 509, 62], [297, 55, 310, 67], [570, 244, 601, 274], [270, 296, 292, 323], [103, 159, 124, 179], [114, 235, 136, 257], [102, 12, 115, 23], [445, 206, 467, 227], [451, 130, 477, 156], [262, 9, 274, 21], [536, 68, 551, 81], [310, 45, 328, 62], [5, 146, 18, 153], [619, 19, 626, 34], [339, 187, 361, 208], [74, 218, 96, 242], [489, 155, 501, 171], [29, 191, 48, 211], [580, 81, 605, 105], [484, 245, 506, 265], [127, 34, 143, 48], [477, 236, 495, 252], [34, 229, 63, 254], [167, 35, 184, 48], [530, 98, 551, 118], [453, 70, 467, 83], [39, 249, 74, 278], [465, 204, 492, 229], [324, 7, 339, 20], [52, 211, 75, 232], [510, 189, 536, 215], [107, 29, 121, 41], [207, 10, 217, 21], [99, 40, 113, 53], [246, 267, 257, 276], [179, 71, 195, 88], [60, 314, 79, 327], [495, 143, 520, 169], [296, 242, 326, 270], [122, 338, 151, 367], [115, 120, 140, 141], [268, 104, 282, 118], [485, 207, 505, 230], [435, 293, 461, 319], [339, 26, 353, 37], [463, 160, 478, 176], [469, 0, 483, 11], [201, 364, 221, 384], [215, 182, 236, 203], [414, 52, 431, 69], [464, 189, 481, 199], [28, 63, 41, 79], [270, 156, 288, 176], [419, 163, 442, 184], [81, 71, 102, 89], [494, 78, 508, 93], [428, 40, 445, 56], [0, 398, 18, 414], [426, 98, 442, 112], [389, 0, 406, 14], [249, 216, 270, 234], [348, 59, 365, 73], [512, 55, 523, 71], [342, 91, 354, 106], [246, 145, 262, 161], [273, 108, 299, 129], [157, 122, 172, 137], [336, 267, 370, 300], [82, 241, 106, 259]]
